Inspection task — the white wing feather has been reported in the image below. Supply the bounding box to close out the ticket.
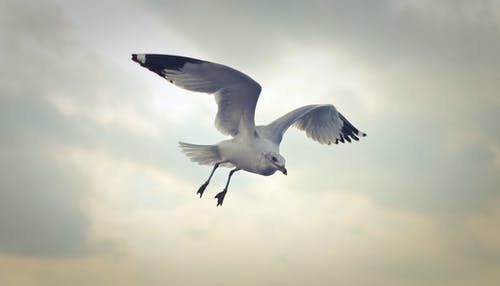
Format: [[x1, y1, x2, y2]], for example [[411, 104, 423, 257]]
[[258, 104, 366, 145]]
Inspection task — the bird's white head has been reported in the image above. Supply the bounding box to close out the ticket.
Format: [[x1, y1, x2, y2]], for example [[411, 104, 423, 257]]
[[263, 151, 287, 176]]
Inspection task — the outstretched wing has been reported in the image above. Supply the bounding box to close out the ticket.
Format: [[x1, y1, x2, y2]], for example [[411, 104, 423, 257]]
[[257, 104, 366, 145], [132, 54, 261, 138]]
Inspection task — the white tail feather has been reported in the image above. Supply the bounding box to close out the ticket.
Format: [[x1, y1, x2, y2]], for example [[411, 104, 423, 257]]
[[178, 142, 222, 166]]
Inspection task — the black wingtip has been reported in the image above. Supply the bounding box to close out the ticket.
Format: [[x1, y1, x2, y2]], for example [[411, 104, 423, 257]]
[[130, 54, 206, 77], [131, 54, 145, 65]]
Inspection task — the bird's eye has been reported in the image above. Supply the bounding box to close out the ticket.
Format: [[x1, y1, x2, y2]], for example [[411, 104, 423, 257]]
[[271, 156, 277, 162]]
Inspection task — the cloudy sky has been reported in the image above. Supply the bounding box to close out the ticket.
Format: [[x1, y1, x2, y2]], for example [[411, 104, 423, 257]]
[[1, 0, 500, 285]]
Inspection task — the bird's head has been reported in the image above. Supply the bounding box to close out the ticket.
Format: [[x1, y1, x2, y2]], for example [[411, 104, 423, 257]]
[[264, 152, 287, 176]]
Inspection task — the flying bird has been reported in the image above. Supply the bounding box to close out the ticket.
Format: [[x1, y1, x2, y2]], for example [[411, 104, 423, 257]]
[[132, 54, 366, 206]]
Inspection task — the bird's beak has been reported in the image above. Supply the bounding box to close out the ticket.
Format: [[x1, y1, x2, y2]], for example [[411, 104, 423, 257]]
[[280, 166, 287, 176]]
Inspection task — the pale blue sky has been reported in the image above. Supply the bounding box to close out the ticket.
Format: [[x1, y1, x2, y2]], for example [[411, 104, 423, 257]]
[[1, 0, 499, 285]]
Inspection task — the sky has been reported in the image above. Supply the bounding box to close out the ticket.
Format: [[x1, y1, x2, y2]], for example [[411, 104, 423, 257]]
[[1, 0, 500, 285]]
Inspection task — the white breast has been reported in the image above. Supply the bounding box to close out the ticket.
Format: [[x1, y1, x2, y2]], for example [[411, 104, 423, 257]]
[[217, 137, 278, 175]]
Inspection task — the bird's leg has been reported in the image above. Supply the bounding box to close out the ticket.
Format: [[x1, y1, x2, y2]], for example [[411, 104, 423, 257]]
[[215, 168, 240, 206], [197, 163, 220, 198]]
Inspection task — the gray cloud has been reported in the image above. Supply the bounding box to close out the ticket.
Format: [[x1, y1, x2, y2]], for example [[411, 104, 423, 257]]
[[136, 0, 500, 68], [0, 0, 92, 257], [0, 97, 90, 257], [0, 0, 155, 257]]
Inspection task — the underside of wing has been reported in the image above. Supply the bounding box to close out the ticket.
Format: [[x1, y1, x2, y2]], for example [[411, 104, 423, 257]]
[[259, 104, 366, 145], [132, 54, 261, 137]]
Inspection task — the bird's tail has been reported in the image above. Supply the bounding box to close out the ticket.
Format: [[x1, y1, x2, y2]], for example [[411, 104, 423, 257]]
[[178, 142, 222, 166]]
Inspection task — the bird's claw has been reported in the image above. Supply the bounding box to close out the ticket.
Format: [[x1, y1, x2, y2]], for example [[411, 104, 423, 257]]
[[197, 182, 209, 198], [214, 190, 227, 206]]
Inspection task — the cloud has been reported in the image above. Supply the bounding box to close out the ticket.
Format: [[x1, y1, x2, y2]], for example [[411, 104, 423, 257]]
[[2, 185, 499, 285], [0, 0, 171, 257], [391, 0, 500, 28], [1, 0, 500, 285], [0, 0, 94, 256], [0, 98, 90, 257]]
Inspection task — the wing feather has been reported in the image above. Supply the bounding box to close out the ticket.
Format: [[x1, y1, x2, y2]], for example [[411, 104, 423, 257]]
[[132, 54, 261, 137], [258, 104, 366, 145]]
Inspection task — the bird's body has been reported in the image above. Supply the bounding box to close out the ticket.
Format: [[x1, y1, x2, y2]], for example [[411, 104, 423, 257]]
[[218, 136, 282, 176], [132, 54, 366, 206]]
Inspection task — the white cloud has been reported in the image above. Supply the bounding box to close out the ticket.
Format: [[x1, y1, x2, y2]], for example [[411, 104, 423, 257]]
[[255, 43, 380, 126], [46, 92, 163, 137]]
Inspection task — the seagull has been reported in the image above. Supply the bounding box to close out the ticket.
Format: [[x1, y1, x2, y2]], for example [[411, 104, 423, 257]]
[[132, 54, 366, 206]]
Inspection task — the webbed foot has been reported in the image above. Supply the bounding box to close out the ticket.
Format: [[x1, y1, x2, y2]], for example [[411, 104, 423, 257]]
[[214, 189, 227, 206], [197, 181, 209, 198]]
